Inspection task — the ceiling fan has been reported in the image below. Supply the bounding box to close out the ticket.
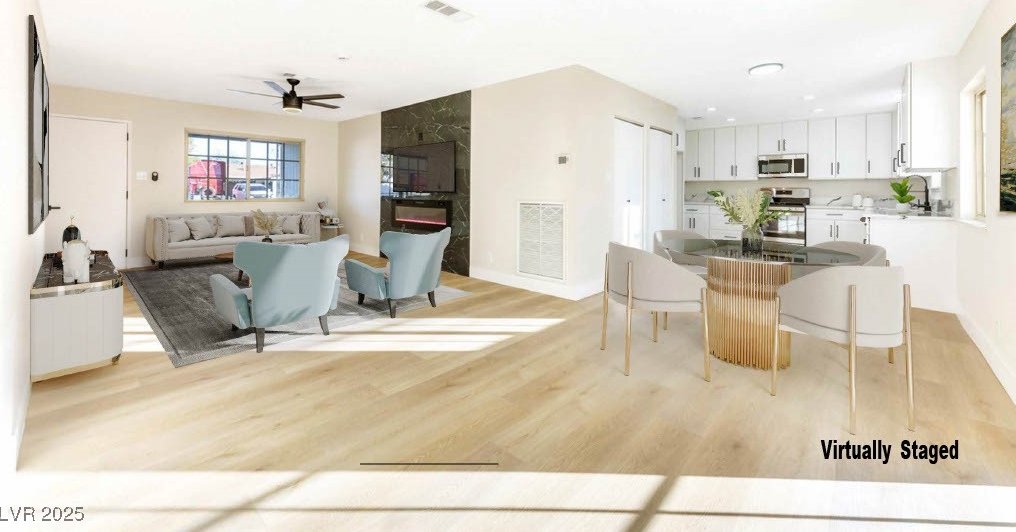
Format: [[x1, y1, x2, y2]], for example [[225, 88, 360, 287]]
[[229, 78, 344, 114]]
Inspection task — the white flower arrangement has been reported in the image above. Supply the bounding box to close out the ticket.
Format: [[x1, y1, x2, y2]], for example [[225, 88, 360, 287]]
[[707, 189, 781, 230]]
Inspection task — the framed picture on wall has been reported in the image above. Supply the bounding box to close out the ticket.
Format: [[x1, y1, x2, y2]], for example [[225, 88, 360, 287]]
[[1002, 21, 1016, 212], [28, 15, 50, 234]]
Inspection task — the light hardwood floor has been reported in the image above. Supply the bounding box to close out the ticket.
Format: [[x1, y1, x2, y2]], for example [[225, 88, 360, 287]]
[[15, 252, 1016, 530]]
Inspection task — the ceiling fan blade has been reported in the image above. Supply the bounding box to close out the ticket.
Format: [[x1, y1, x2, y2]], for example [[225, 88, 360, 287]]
[[301, 93, 345, 101], [228, 89, 280, 98], [264, 80, 288, 95], [303, 100, 340, 109]]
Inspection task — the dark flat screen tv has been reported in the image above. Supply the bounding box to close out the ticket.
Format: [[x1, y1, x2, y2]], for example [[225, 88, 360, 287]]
[[28, 15, 50, 234], [392, 141, 455, 193]]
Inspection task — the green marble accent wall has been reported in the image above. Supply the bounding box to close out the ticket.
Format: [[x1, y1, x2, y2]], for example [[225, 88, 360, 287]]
[[380, 91, 470, 275]]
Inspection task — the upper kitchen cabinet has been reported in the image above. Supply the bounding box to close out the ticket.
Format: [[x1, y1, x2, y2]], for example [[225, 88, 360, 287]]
[[734, 125, 758, 180], [808, 118, 836, 180], [714, 127, 737, 180], [697, 129, 715, 180], [758, 121, 807, 154], [866, 112, 893, 178], [675, 116, 687, 152], [900, 58, 958, 171], [684, 129, 700, 180], [835, 115, 867, 178]]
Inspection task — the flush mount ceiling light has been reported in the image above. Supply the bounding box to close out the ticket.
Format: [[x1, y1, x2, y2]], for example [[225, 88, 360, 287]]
[[726, 117, 736, 122], [706, 106, 717, 112], [748, 62, 784, 77]]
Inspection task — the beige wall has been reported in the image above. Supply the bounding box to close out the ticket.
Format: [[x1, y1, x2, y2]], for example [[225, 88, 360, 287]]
[[471, 65, 678, 299], [50, 86, 340, 267], [954, 0, 1016, 402], [337, 114, 382, 255], [1, 0, 47, 471]]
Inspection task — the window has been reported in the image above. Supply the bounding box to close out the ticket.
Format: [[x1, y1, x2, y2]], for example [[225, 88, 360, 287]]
[[186, 132, 302, 201], [974, 89, 987, 217]]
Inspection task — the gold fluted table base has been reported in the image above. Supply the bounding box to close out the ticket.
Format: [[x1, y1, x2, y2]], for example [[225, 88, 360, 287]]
[[705, 257, 791, 370]]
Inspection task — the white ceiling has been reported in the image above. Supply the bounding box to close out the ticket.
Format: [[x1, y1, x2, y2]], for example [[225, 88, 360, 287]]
[[39, 0, 989, 127]]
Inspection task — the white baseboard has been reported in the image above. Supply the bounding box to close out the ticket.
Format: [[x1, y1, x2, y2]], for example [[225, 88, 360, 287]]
[[469, 267, 599, 301], [2, 383, 31, 472], [957, 311, 1016, 405]]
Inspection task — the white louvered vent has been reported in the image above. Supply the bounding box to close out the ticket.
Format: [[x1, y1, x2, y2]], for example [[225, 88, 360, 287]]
[[422, 1, 472, 21], [518, 202, 565, 280]]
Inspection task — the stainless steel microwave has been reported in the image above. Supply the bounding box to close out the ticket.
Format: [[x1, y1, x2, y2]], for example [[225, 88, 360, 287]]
[[758, 154, 808, 178]]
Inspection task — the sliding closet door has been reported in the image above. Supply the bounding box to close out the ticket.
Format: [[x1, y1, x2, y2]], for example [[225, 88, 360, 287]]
[[645, 127, 675, 249], [612, 118, 645, 247]]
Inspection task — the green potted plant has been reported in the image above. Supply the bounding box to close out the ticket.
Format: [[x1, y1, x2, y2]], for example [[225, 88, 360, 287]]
[[890, 178, 916, 214], [707, 189, 781, 253]]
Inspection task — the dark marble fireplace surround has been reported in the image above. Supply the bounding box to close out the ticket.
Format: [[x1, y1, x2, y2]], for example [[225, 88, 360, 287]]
[[380, 91, 470, 276]]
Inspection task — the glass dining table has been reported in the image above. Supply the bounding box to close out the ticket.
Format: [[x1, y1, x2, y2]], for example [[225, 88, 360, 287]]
[[665, 238, 860, 371]]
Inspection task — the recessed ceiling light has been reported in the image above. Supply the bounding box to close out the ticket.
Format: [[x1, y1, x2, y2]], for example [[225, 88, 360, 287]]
[[813, 108, 825, 113], [706, 106, 717, 112], [336, 56, 350, 61], [726, 118, 736, 122], [803, 94, 816, 101], [748, 63, 784, 76]]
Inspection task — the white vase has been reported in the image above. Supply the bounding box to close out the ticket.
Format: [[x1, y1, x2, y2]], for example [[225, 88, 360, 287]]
[[895, 202, 911, 214]]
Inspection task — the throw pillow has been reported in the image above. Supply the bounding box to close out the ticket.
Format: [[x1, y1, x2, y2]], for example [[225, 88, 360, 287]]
[[167, 219, 191, 243], [214, 215, 245, 237], [185, 217, 215, 240], [279, 215, 301, 234]]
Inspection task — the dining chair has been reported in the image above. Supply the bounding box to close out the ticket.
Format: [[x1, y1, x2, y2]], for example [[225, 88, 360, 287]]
[[790, 241, 887, 279], [600, 241, 709, 378], [652, 230, 712, 330], [771, 265, 914, 434]]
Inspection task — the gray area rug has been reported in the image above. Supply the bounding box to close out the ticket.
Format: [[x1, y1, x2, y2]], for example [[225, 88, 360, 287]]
[[124, 260, 470, 367]]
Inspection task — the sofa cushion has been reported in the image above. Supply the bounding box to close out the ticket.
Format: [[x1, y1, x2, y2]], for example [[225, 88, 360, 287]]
[[215, 215, 245, 237], [279, 215, 301, 234], [168, 235, 261, 249], [167, 219, 191, 243], [185, 217, 216, 240]]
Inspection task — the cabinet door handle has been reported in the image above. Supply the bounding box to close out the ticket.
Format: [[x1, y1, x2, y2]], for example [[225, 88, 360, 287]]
[[835, 225, 840, 238], [836, 162, 840, 174], [893, 156, 898, 171], [734, 164, 738, 177], [867, 160, 871, 173], [900, 143, 906, 164], [830, 162, 833, 175], [829, 225, 833, 237]]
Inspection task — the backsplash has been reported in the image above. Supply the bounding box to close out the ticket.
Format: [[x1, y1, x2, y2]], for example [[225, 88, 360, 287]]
[[684, 175, 945, 204]]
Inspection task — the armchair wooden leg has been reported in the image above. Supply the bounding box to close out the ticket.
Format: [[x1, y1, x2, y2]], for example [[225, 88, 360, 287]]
[[427, 291, 436, 307], [652, 311, 658, 343], [848, 285, 857, 435], [357, 293, 365, 305], [255, 328, 265, 353], [388, 299, 397, 318], [600, 253, 608, 351], [319, 315, 330, 335], [888, 347, 894, 365], [904, 284, 915, 431], [663, 312, 668, 331], [701, 287, 711, 382], [624, 261, 633, 376]]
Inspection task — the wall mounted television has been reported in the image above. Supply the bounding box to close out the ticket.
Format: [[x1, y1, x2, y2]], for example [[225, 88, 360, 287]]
[[28, 15, 50, 234], [392, 141, 456, 193]]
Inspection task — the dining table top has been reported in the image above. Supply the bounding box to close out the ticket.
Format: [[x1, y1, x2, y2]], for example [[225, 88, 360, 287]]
[[665, 239, 861, 265]]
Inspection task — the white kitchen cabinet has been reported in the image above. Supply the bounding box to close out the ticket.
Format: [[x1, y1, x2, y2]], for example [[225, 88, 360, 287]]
[[834, 219, 867, 243], [808, 118, 836, 180], [900, 58, 958, 171], [675, 116, 687, 152], [805, 209, 869, 246], [714, 127, 737, 180], [683, 206, 709, 234], [868, 217, 958, 313], [835, 115, 867, 178], [891, 107, 901, 176], [734, 125, 758, 180], [758, 123, 783, 155], [806, 219, 836, 246], [698, 129, 715, 180], [782, 120, 808, 153], [684, 130, 700, 180], [709, 209, 741, 240], [866, 112, 893, 178]]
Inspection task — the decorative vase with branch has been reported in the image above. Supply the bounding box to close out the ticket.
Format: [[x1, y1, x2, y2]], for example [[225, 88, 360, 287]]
[[252, 209, 280, 242], [708, 189, 782, 253], [890, 178, 915, 214]]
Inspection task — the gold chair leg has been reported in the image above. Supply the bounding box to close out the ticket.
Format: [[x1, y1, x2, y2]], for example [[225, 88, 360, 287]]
[[701, 287, 711, 382], [652, 311, 658, 342], [624, 261, 633, 376], [600, 253, 608, 351], [771, 296, 780, 396], [848, 285, 857, 435], [888, 347, 894, 365], [904, 284, 915, 431], [663, 312, 669, 331]]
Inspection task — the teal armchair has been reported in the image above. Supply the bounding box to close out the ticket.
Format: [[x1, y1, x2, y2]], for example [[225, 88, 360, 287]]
[[210, 235, 349, 352], [345, 227, 451, 318]]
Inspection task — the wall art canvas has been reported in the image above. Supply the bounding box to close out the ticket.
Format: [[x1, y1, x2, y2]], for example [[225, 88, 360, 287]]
[[1002, 22, 1016, 211], [28, 15, 50, 234]]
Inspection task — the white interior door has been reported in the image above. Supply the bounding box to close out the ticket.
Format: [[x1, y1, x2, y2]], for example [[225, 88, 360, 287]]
[[46, 116, 128, 268], [646, 128, 675, 249], [612, 118, 644, 248]]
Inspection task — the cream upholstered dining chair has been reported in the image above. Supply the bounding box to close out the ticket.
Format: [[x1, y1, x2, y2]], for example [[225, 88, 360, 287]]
[[652, 230, 713, 330], [790, 241, 888, 279], [771, 266, 913, 434], [600, 241, 709, 378]]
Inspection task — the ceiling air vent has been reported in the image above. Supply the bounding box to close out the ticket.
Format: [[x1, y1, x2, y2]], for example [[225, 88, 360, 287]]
[[423, 1, 472, 21]]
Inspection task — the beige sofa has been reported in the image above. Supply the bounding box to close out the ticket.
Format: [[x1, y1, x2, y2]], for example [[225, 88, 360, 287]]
[[145, 212, 320, 266]]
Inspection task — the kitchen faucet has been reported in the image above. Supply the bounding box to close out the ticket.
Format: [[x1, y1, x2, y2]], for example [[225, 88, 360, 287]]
[[910, 175, 932, 212]]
